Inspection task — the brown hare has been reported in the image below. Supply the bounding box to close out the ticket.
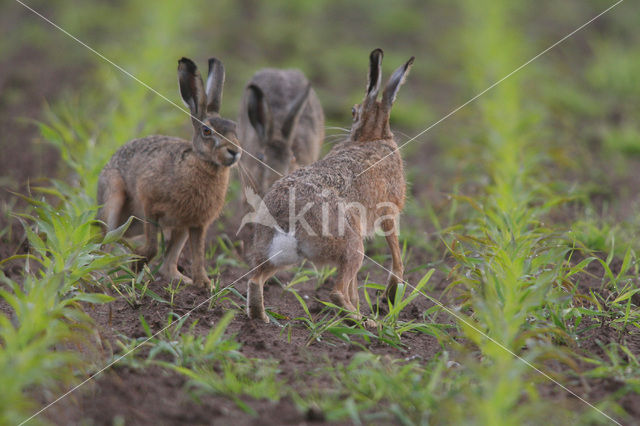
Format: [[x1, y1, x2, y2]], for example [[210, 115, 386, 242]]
[[238, 69, 324, 195], [246, 49, 413, 323], [97, 57, 240, 288]]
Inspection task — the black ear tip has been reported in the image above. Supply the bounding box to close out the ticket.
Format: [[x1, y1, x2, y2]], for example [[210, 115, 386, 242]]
[[208, 57, 223, 70], [247, 84, 264, 97], [407, 56, 415, 66], [370, 48, 384, 61], [178, 57, 197, 73]]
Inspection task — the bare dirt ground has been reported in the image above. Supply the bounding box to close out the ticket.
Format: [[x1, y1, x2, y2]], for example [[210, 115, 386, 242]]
[[30, 198, 453, 424], [43, 270, 445, 425]]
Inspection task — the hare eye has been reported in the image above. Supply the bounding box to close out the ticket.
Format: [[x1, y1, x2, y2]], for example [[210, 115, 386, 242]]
[[351, 107, 356, 117], [202, 126, 213, 137]]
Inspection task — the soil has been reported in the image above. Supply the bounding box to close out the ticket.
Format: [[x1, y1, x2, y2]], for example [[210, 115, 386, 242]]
[[25, 237, 639, 425], [37, 244, 449, 425], [46, 365, 316, 426]]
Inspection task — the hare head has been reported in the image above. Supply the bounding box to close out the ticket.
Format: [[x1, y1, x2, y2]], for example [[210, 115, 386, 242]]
[[178, 57, 241, 167], [350, 48, 414, 142], [245, 82, 311, 184]]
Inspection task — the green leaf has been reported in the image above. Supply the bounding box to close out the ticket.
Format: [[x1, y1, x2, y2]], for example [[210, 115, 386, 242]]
[[612, 288, 640, 304], [70, 292, 115, 304], [288, 288, 311, 319], [139, 315, 152, 337], [102, 215, 136, 245], [203, 311, 235, 353]]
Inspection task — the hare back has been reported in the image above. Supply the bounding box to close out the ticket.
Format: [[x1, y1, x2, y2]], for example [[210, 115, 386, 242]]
[[280, 138, 404, 206], [260, 138, 404, 239], [98, 135, 230, 228]]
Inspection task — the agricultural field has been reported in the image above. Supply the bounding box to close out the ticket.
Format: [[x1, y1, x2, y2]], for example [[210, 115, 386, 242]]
[[1, 0, 639, 424]]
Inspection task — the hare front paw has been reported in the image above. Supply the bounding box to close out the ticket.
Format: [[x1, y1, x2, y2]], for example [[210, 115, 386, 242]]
[[159, 265, 193, 285], [170, 272, 193, 286], [330, 291, 357, 313], [364, 318, 378, 328], [247, 305, 270, 323], [193, 274, 211, 288]]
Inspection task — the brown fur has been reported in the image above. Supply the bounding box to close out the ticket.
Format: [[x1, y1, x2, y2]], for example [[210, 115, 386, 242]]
[[246, 49, 413, 322], [97, 57, 240, 288], [238, 69, 324, 195]]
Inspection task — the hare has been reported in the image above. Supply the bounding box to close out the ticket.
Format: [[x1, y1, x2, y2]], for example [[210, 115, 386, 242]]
[[245, 49, 413, 323], [97, 57, 240, 288], [238, 69, 324, 195]]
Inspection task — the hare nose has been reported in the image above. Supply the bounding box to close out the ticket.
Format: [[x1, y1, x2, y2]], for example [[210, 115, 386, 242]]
[[227, 148, 239, 157]]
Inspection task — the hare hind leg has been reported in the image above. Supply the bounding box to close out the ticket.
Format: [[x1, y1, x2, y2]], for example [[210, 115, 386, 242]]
[[328, 215, 365, 316], [329, 240, 364, 316], [347, 271, 380, 328], [247, 264, 279, 323]]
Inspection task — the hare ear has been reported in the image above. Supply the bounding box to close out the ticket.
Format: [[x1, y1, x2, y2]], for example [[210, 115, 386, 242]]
[[381, 56, 414, 111], [206, 57, 225, 113], [178, 57, 206, 121], [247, 84, 273, 142], [365, 48, 383, 104], [281, 84, 311, 142]]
